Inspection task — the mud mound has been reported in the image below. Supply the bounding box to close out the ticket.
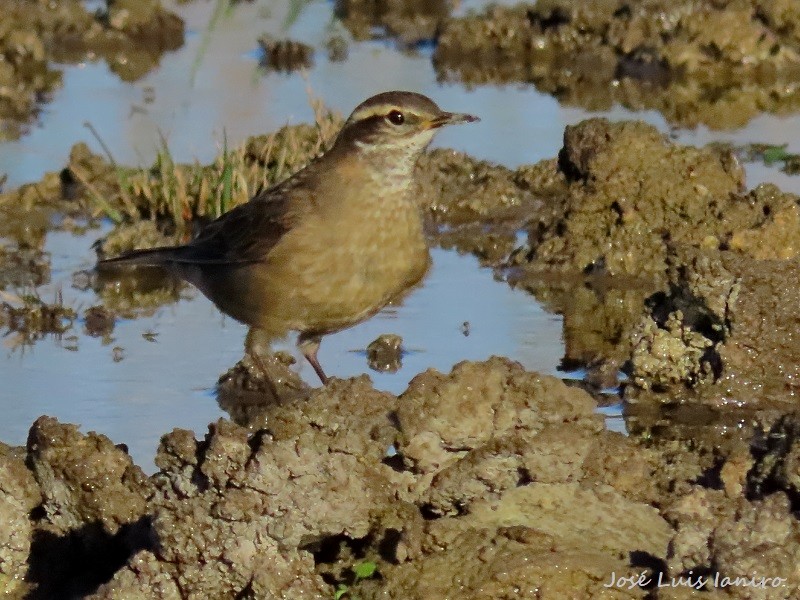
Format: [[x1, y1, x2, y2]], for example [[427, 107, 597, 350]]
[[5, 360, 800, 597], [435, 0, 800, 129], [629, 242, 800, 408]]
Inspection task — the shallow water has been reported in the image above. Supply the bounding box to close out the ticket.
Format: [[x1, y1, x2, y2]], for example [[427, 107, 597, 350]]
[[2, 0, 800, 470]]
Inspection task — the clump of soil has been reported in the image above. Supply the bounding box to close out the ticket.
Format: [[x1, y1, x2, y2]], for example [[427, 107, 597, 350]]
[[628, 241, 800, 409], [0, 0, 184, 140], [6, 359, 800, 597], [511, 118, 748, 279], [335, 0, 451, 45], [0, 441, 40, 598], [504, 117, 800, 403], [23, 416, 153, 598], [366, 333, 403, 373], [434, 0, 800, 129]]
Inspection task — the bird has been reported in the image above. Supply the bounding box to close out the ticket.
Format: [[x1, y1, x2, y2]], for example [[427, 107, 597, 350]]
[[99, 91, 479, 384]]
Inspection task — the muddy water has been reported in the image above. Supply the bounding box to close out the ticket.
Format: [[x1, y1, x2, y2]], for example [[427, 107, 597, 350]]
[[0, 0, 577, 470], [1, 0, 799, 475]]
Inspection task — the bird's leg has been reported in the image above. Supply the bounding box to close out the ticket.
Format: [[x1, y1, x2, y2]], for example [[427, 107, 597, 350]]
[[244, 327, 281, 399], [298, 333, 328, 384]]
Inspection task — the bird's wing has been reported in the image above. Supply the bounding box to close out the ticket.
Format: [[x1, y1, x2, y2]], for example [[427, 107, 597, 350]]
[[179, 182, 301, 265]]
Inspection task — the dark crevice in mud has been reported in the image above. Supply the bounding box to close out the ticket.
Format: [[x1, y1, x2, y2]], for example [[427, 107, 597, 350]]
[[381, 453, 406, 473], [309, 533, 371, 564], [376, 528, 403, 564], [646, 286, 727, 345], [309, 533, 377, 591], [418, 504, 442, 521], [233, 580, 255, 600], [694, 455, 725, 491], [516, 466, 533, 487], [747, 413, 800, 507], [26, 515, 155, 599], [245, 428, 272, 455], [628, 550, 667, 590]]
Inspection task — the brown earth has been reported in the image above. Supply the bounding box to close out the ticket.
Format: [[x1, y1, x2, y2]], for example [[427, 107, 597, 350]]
[[3, 359, 800, 597], [434, 0, 800, 129], [5, 101, 800, 596], [0, 0, 184, 141], [335, 0, 451, 45]]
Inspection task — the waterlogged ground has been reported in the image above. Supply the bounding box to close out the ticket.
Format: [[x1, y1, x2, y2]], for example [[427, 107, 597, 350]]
[[4, 0, 800, 598]]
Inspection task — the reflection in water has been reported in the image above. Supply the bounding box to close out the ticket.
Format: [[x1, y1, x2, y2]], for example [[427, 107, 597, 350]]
[[1, 233, 565, 469]]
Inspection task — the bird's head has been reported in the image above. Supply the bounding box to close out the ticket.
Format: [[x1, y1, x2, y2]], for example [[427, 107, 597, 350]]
[[333, 91, 479, 168]]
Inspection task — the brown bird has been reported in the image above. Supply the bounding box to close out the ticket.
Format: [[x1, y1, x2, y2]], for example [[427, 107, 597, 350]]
[[99, 91, 479, 383]]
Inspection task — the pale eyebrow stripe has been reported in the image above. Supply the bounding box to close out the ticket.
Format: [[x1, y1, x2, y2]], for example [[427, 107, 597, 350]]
[[349, 104, 400, 121]]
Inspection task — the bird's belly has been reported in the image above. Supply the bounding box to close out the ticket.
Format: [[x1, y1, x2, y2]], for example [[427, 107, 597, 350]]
[[187, 205, 430, 338], [301, 245, 430, 334], [184, 263, 280, 332], [263, 212, 430, 335]]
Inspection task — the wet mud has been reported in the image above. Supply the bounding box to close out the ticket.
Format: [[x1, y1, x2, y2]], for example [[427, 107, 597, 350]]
[[434, 0, 800, 129], [6, 99, 800, 594], [4, 359, 800, 597], [0, 0, 184, 140], [335, 0, 451, 46]]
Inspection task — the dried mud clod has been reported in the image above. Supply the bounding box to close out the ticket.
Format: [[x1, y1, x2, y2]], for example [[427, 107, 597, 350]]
[[368, 358, 670, 598], [504, 118, 742, 378], [663, 489, 800, 598], [434, 0, 800, 129], [627, 240, 800, 408], [7, 360, 800, 597], [0, 442, 41, 598], [366, 333, 403, 373], [511, 118, 746, 279], [504, 118, 800, 406], [97, 378, 405, 598], [24, 416, 154, 598]]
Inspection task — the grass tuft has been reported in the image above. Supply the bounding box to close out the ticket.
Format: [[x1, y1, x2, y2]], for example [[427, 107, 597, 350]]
[[87, 101, 342, 232]]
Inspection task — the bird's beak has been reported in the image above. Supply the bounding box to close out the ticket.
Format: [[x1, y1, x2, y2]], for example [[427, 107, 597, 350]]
[[426, 112, 480, 129]]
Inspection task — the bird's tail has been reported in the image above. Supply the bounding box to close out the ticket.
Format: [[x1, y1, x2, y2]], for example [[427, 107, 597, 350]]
[[98, 245, 188, 269]]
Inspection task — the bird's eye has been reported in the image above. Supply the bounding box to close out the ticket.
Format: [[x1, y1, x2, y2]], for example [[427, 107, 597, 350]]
[[387, 110, 405, 125]]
